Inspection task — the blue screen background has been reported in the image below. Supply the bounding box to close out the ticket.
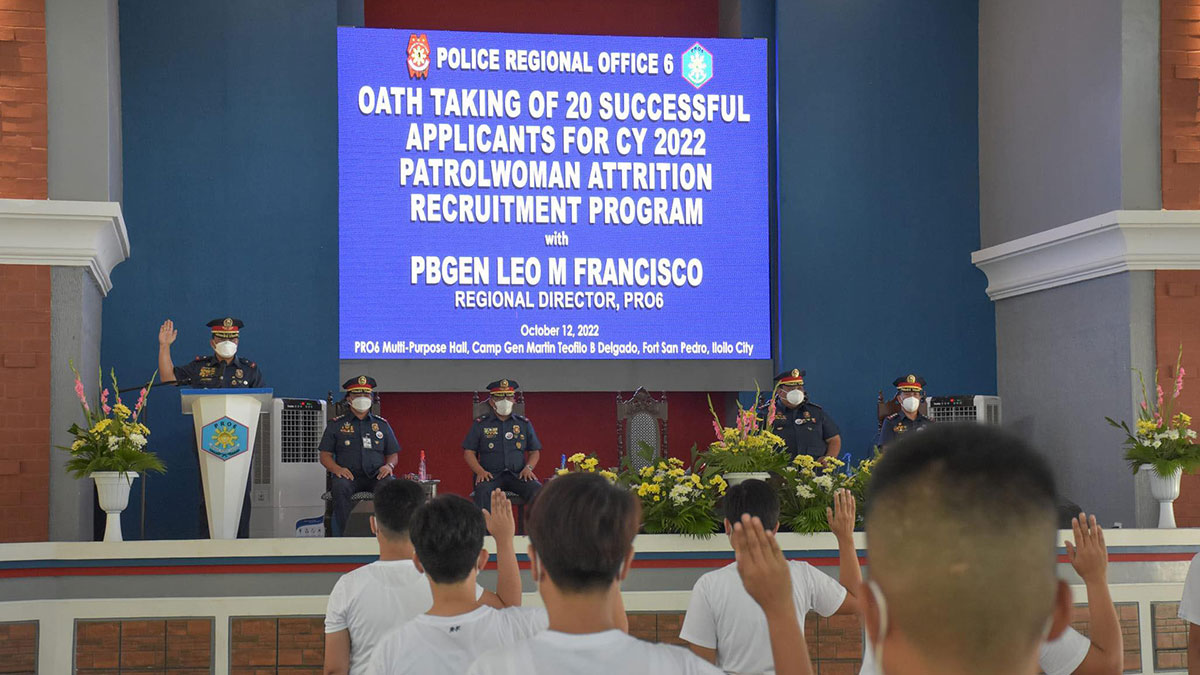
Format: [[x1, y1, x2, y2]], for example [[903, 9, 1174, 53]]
[[338, 28, 769, 360]]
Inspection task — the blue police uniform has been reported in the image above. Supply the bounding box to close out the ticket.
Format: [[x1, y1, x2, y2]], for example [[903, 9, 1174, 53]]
[[769, 401, 840, 458], [874, 374, 934, 448], [767, 368, 840, 458], [319, 403, 401, 536], [463, 379, 543, 509], [184, 317, 262, 539], [875, 412, 934, 448], [174, 355, 263, 388]]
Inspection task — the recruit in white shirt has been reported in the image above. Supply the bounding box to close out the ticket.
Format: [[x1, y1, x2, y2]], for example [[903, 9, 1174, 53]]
[[324, 559, 484, 675], [1178, 552, 1200, 626], [467, 629, 726, 675], [857, 625, 1091, 675], [369, 605, 548, 675], [679, 560, 847, 674]]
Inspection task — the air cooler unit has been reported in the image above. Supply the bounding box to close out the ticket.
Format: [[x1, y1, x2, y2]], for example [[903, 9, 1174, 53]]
[[927, 395, 1002, 425], [249, 398, 327, 538]]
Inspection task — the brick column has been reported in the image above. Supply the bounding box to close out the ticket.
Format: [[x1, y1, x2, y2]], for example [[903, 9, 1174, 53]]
[[0, 0, 48, 543], [1163, 0, 1200, 208]]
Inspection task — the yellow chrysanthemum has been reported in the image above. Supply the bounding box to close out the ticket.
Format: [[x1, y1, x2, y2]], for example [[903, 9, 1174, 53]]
[[599, 470, 617, 482], [653, 495, 661, 502], [568, 452, 586, 464], [668, 467, 686, 478], [582, 457, 599, 470], [652, 474, 665, 483], [112, 403, 131, 420], [640, 466, 655, 478], [91, 418, 112, 433], [556, 468, 569, 476], [668, 457, 684, 467]]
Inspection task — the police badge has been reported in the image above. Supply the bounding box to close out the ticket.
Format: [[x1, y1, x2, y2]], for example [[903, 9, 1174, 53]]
[[407, 34, 430, 79]]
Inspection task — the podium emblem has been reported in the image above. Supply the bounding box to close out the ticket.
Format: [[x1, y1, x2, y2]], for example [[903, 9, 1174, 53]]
[[201, 417, 249, 461]]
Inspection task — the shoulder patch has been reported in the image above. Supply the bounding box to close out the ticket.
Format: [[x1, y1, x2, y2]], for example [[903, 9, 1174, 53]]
[[193, 355, 205, 362]]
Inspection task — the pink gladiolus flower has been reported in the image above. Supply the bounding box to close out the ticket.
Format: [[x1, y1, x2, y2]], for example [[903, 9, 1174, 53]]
[[1176, 368, 1186, 399], [766, 403, 777, 427], [134, 387, 148, 414], [1142, 400, 1149, 411], [713, 420, 722, 441], [1157, 384, 1165, 411], [100, 389, 111, 415], [73, 377, 90, 412]]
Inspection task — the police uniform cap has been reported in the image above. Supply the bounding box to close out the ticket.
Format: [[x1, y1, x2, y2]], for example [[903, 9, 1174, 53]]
[[343, 375, 377, 393], [774, 369, 805, 385], [893, 374, 926, 391], [487, 379, 519, 395], [207, 317, 243, 339]]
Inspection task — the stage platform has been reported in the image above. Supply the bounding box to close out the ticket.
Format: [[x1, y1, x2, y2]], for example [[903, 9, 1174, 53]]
[[0, 529, 1196, 673]]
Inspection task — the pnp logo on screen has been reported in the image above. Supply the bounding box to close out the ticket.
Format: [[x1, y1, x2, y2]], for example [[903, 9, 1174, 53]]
[[682, 43, 713, 89], [407, 34, 431, 79]]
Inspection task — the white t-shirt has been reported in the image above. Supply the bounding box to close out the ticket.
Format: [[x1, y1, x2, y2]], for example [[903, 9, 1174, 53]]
[[466, 629, 725, 675], [369, 605, 548, 675], [324, 559, 484, 675], [680, 560, 847, 674], [857, 625, 1090, 675], [1179, 552, 1200, 625]]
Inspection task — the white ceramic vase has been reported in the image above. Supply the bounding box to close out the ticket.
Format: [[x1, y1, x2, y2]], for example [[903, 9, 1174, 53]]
[[91, 471, 137, 542], [722, 471, 771, 487], [1148, 467, 1183, 529]]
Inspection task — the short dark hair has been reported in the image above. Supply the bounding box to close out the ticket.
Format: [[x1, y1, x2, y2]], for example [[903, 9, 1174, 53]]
[[723, 478, 779, 530], [526, 472, 640, 593], [372, 479, 426, 538], [866, 423, 1057, 521], [865, 424, 1060, 667], [409, 494, 486, 584]]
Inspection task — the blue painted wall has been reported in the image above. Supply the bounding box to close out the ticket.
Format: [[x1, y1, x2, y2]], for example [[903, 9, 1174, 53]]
[[106, 1, 338, 539], [107, 0, 992, 537], [774, 0, 994, 457]]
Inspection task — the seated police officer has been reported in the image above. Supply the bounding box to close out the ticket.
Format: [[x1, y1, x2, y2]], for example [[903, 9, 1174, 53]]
[[462, 379, 542, 509], [157, 316, 263, 538], [875, 373, 934, 449], [318, 376, 400, 536], [767, 369, 842, 459]]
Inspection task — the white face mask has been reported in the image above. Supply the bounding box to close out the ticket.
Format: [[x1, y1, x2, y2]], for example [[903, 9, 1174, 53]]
[[350, 396, 373, 413], [785, 389, 805, 406], [868, 580, 890, 674], [901, 396, 920, 414], [494, 400, 514, 416], [214, 340, 237, 359]]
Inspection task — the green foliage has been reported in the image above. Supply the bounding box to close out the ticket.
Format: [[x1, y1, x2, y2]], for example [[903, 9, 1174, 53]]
[[777, 453, 877, 533], [1106, 346, 1200, 477], [59, 362, 166, 479]]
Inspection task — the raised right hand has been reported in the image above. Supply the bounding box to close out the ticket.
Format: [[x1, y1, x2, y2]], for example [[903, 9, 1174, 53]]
[[158, 320, 177, 346], [475, 469, 495, 484]]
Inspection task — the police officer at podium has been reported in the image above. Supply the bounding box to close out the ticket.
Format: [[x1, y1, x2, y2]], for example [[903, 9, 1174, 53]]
[[318, 376, 400, 536], [462, 379, 543, 509], [875, 374, 934, 449], [157, 316, 264, 538], [767, 369, 842, 459]]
